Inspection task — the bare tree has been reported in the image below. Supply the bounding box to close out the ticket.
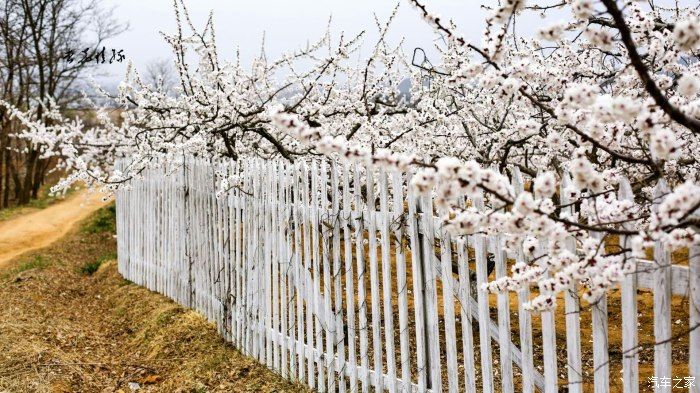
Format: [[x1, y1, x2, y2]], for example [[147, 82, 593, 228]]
[[0, 0, 126, 206], [145, 58, 177, 96]]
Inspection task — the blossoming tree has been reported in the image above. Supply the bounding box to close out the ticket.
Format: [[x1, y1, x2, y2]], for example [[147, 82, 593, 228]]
[[4, 0, 700, 311]]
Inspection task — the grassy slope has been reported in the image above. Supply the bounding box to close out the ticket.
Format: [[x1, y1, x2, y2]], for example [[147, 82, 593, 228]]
[[0, 204, 308, 393]]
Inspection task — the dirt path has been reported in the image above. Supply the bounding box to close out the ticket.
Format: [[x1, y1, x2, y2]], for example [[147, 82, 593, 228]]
[[0, 191, 109, 267]]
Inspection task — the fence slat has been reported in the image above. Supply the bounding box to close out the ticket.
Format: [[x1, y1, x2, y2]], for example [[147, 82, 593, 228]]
[[241, 161, 251, 354], [493, 233, 514, 393], [330, 162, 346, 392], [406, 170, 429, 392], [537, 232, 558, 393], [270, 160, 280, 371], [319, 161, 335, 392], [278, 161, 289, 377], [473, 194, 494, 393], [420, 192, 442, 393], [378, 168, 398, 393], [391, 171, 412, 392], [353, 163, 371, 392], [245, 160, 254, 357], [591, 229, 609, 393], [475, 233, 494, 393], [652, 180, 672, 393], [437, 199, 460, 393], [235, 161, 242, 350], [455, 232, 477, 393], [256, 159, 266, 362], [511, 168, 535, 393], [691, 240, 700, 393], [365, 164, 385, 392], [559, 173, 583, 393], [292, 161, 307, 383], [301, 161, 316, 389], [283, 163, 297, 380], [197, 164, 209, 317], [263, 159, 273, 366], [341, 163, 359, 391], [313, 162, 329, 391], [619, 177, 639, 393]]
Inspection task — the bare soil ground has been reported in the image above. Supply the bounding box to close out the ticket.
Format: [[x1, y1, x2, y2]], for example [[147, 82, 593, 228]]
[[0, 204, 307, 392], [0, 190, 108, 267]]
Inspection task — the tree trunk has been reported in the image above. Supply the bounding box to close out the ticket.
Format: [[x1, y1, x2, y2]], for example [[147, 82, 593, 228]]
[[2, 156, 9, 207], [31, 157, 49, 199], [10, 159, 21, 204], [3, 145, 11, 208], [0, 128, 5, 209], [18, 149, 38, 205]]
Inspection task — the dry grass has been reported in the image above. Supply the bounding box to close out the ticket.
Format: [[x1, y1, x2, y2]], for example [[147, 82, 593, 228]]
[[0, 205, 307, 392]]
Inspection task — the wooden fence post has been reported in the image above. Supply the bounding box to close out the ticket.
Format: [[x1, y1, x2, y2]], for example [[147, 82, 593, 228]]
[[619, 177, 639, 393], [652, 180, 672, 393], [473, 192, 494, 393], [561, 172, 583, 393], [511, 168, 535, 393], [352, 163, 370, 392], [183, 156, 194, 309], [391, 170, 412, 393], [406, 169, 430, 392], [690, 239, 700, 393]]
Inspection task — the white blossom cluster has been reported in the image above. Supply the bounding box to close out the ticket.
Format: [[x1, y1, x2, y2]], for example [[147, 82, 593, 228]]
[[673, 16, 700, 50]]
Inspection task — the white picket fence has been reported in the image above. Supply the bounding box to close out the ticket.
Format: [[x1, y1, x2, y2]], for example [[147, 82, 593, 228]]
[[115, 157, 699, 393]]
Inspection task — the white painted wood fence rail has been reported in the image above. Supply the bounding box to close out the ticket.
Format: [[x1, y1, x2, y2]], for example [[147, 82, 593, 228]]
[[115, 157, 699, 393]]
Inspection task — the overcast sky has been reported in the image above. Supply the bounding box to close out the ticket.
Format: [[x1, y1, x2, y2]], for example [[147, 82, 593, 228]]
[[91, 0, 491, 88], [89, 0, 691, 90]]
